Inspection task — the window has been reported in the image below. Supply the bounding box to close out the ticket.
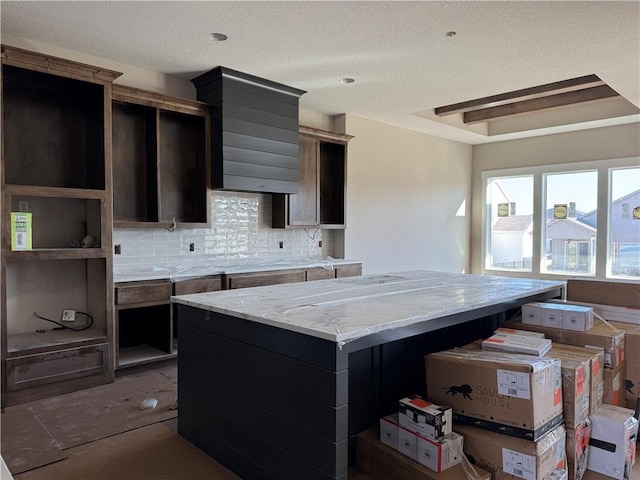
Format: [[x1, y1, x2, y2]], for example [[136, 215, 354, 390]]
[[485, 176, 533, 271], [543, 171, 597, 275], [482, 157, 640, 280], [610, 167, 640, 278]]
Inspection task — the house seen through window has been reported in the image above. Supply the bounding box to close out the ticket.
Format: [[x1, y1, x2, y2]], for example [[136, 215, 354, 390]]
[[484, 160, 640, 280]]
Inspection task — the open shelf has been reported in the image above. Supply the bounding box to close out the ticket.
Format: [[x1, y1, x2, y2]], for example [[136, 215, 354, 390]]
[[118, 345, 177, 368], [117, 303, 172, 368], [2, 64, 106, 190]]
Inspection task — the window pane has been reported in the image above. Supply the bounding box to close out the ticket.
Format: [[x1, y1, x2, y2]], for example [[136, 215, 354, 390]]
[[610, 167, 640, 278], [543, 171, 597, 275], [486, 176, 533, 271]]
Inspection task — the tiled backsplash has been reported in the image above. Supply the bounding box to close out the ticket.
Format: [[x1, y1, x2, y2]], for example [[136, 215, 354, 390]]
[[113, 191, 326, 266]]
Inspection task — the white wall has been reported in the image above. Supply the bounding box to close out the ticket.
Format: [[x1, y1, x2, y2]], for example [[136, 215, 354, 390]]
[[471, 123, 640, 274], [341, 115, 472, 275]]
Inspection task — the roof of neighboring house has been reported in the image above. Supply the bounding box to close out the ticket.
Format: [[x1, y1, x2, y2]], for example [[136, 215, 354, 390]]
[[547, 217, 597, 233], [492, 214, 533, 232]]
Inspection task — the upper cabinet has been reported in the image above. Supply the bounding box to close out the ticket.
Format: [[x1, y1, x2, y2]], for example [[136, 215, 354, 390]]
[[272, 126, 353, 229], [111, 85, 210, 228], [1, 45, 121, 405], [191, 67, 306, 194]]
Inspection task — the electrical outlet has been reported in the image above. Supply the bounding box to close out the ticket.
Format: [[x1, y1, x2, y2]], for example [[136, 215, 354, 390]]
[[189, 243, 195, 252], [61, 309, 76, 322], [114, 244, 121, 255], [279, 241, 284, 249], [319, 240, 323, 248]]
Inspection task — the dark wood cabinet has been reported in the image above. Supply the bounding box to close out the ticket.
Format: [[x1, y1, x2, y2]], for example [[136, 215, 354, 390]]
[[1, 45, 121, 406], [115, 276, 222, 369], [272, 126, 353, 229], [112, 85, 210, 228], [271, 126, 353, 228]]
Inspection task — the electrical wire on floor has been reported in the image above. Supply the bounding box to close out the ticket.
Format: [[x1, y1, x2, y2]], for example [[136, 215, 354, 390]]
[[33, 311, 94, 331]]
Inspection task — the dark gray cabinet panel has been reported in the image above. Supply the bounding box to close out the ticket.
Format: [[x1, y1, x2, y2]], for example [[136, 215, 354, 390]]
[[192, 66, 306, 194]]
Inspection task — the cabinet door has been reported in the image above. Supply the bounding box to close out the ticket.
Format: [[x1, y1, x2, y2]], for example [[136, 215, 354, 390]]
[[288, 136, 319, 226]]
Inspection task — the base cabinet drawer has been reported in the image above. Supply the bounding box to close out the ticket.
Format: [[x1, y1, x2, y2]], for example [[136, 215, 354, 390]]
[[335, 264, 362, 278], [115, 280, 172, 305], [306, 267, 336, 281], [174, 276, 222, 295], [225, 269, 306, 289], [7, 343, 109, 391]]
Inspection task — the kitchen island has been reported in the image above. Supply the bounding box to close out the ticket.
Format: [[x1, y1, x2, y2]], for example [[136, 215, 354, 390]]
[[172, 270, 565, 480]]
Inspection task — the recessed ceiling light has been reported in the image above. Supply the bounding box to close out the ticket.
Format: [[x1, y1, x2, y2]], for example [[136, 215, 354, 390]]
[[208, 33, 228, 42], [445, 31, 456, 37], [339, 77, 355, 84]]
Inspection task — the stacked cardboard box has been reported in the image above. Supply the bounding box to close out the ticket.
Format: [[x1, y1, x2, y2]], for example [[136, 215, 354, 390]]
[[454, 423, 566, 480], [425, 348, 567, 480], [356, 426, 492, 480], [379, 397, 465, 474]]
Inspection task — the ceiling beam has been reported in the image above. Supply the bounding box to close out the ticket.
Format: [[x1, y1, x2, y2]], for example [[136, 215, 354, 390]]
[[462, 84, 619, 124], [434, 74, 604, 117]]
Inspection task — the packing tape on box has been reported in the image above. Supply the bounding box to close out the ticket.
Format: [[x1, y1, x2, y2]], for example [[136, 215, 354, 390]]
[[458, 441, 484, 480], [593, 311, 623, 334]]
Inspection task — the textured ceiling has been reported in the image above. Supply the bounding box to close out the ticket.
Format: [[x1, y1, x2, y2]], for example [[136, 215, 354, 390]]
[[1, 1, 639, 145]]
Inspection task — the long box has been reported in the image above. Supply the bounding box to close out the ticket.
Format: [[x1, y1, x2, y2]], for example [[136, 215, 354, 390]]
[[482, 332, 552, 356], [546, 349, 590, 429], [545, 343, 605, 415], [425, 349, 563, 441], [381, 413, 399, 450], [399, 396, 453, 440], [454, 423, 566, 480], [504, 318, 624, 369], [356, 426, 492, 480], [603, 361, 626, 407], [587, 404, 639, 480], [566, 278, 640, 310], [566, 419, 592, 480], [608, 321, 640, 409]]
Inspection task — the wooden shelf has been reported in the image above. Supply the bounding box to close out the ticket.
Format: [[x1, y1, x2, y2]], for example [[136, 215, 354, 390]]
[[2, 184, 107, 200], [4, 248, 108, 261], [118, 345, 177, 368]]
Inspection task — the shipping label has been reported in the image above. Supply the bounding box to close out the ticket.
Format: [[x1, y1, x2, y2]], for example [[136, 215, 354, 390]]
[[502, 448, 536, 480], [497, 369, 531, 399]]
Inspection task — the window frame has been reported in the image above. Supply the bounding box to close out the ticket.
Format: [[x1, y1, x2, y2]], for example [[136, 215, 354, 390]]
[[481, 156, 639, 281]]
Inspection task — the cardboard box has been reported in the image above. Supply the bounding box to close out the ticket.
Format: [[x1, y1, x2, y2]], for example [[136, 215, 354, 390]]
[[608, 321, 640, 410], [548, 299, 639, 325], [566, 419, 591, 480], [399, 396, 453, 440], [522, 303, 545, 326], [454, 423, 566, 480], [566, 278, 640, 310], [380, 413, 399, 450], [482, 332, 552, 356], [425, 349, 563, 441], [542, 304, 564, 329], [495, 327, 546, 338], [415, 432, 464, 473], [560, 305, 594, 332], [604, 361, 626, 407], [10, 212, 32, 251], [545, 343, 605, 415], [356, 426, 492, 480], [504, 318, 625, 369], [587, 404, 639, 480], [550, 352, 590, 429], [398, 424, 418, 460]]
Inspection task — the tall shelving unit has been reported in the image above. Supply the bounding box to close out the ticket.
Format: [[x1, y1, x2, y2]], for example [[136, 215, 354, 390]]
[[1, 46, 122, 406]]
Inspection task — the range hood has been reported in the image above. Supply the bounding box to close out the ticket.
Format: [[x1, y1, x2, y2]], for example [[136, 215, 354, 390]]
[[191, 67, 306, 194]]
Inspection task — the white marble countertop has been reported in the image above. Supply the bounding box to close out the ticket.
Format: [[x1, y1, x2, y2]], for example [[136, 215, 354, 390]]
[[171, 270, 565, 346], [113, 257, 361, 283]]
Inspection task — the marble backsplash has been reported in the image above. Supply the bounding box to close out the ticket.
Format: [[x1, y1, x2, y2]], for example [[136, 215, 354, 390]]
[[113, 190, 328, 266]]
